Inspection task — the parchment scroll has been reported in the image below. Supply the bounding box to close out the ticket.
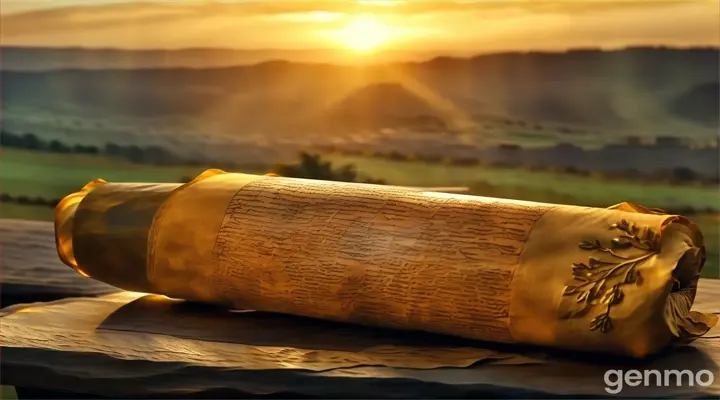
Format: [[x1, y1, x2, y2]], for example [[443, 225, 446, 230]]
[[55, 170, 718, 358]]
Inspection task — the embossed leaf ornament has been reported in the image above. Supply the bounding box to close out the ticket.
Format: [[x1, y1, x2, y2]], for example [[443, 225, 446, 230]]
[[562, 219, 660, 333]]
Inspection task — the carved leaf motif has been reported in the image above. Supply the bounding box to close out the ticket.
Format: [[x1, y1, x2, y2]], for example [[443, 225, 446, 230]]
[[590, 313, 613, 333], [572, 262, 591, 281], [601, 286, 623, 305], [588, 257, 613, 268], [579, 240, 600, 250], [624, 265, 638, 284], [563, 219, 660, 334], [563, 285, 578, 295], [629, 222, 638, 234], [587, 283, 601, 303], [576, 291, 589, 303], [611, 237, 633, 249]]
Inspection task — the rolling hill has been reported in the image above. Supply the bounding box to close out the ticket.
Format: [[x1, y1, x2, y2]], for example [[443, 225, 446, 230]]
[[1, 46, 718, 149], [669, 81, 720, 128]]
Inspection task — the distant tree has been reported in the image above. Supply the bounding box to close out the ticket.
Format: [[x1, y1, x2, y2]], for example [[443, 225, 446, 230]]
[[334, 163, 359, 182], [561, 166, 580, 175], [73, 144, 100, 154], [371, 151, 385, 159], [619, 168, 642, 180], [48, 139, 71, 153], [273, 152, 385, 184], [387, 151, 408, 161], [448, 157, 480, 166], [15, 195, 30, 205], [124, 145, 146, 163], [104, 142, 122, 156], [671, 167, 698, 183], [28, 196, 48, 206], [144, 145, 176, 165], [21, 133, 42, 150], [1, 131, 23, 147], [418, 154, 442, 163]]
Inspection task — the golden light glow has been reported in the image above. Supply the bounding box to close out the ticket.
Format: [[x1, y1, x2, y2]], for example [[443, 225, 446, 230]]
[[337, 15, 391, 52]]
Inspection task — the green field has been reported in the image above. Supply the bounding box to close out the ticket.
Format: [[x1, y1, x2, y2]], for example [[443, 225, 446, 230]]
[[1, 202, 56, 221], [324, 155, 720, 210], [0, 148, 266, 199]]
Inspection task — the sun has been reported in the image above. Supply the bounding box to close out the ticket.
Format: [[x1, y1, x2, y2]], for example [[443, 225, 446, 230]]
[[337, 15, 391, 52]]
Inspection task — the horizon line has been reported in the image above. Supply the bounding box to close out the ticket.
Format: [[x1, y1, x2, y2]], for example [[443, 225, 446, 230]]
[[3, 44, 719, 54]]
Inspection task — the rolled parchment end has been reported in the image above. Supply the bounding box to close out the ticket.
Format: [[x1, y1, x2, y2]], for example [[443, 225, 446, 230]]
[[510, 203, 717, 357], [55, 180, 181, 291], [55, 169, 717, 357], [54, 178, 108, 278]]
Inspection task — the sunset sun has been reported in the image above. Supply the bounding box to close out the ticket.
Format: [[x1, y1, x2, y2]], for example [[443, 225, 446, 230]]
[[337, 15, 390, 52]]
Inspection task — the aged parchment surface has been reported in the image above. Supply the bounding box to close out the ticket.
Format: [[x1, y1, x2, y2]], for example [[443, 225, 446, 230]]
[[209, 177, 553, 342], [54, 171, 718, 358]]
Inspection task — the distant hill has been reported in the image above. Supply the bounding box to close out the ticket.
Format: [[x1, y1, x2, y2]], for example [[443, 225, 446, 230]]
[[0, 46, 438, 71], [323, 83, 445, 131], [669, 81, 720, 128], [1, 47, 718, 140]]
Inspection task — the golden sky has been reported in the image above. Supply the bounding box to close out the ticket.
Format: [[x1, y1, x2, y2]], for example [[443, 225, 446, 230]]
[[2, 1, 718, 53]]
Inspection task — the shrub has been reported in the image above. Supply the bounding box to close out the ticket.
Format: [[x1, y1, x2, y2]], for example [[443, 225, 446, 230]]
[[670, 167, 698, 184], [48, 140, 71, 153], [273, 152, 384, 184]]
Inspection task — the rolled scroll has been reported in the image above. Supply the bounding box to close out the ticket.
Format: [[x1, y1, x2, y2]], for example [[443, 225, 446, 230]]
[[55, 170, 717, 358]]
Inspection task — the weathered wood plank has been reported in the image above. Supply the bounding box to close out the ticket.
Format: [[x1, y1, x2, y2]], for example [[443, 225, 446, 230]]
[[1, 219, 117, 306], [1, 218, 718, 398], [1, 280, 718, 398]]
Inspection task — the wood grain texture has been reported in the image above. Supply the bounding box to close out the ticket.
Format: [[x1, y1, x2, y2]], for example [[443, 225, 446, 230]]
[[212, 178, 553, 342], [0, 219, 116, 305], [1, 280, 718, 398]]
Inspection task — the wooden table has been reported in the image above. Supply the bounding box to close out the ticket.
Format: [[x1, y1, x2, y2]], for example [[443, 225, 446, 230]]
[[1, 219, 719, 398], [1, 219, 116, 306]]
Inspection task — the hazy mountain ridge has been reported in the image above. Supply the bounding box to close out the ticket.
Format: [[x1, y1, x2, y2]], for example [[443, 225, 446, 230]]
[[669, 82, 720, 127], [2, 47, 718, 141], [0, 46, 440, 71]]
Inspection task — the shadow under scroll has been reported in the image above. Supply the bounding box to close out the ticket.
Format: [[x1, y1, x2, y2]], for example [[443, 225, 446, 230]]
[[97, 294, 489, 352], [97, 295, 717, 363]]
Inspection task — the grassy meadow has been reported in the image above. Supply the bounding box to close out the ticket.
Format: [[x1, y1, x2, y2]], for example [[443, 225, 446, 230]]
[[0, 148, 267, 199], [1, 148, 717, 278], [323, 155, 720, 210]]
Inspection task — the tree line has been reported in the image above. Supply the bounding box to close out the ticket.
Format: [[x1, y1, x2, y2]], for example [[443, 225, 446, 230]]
[[5, 131, 714, 186], [2, 131, 192, 166], [318, 147, 719, 186], [179, 152, 386, 185]]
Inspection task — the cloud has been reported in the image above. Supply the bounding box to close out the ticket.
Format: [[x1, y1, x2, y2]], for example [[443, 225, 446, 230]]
[[1, 0, 717, 50]]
